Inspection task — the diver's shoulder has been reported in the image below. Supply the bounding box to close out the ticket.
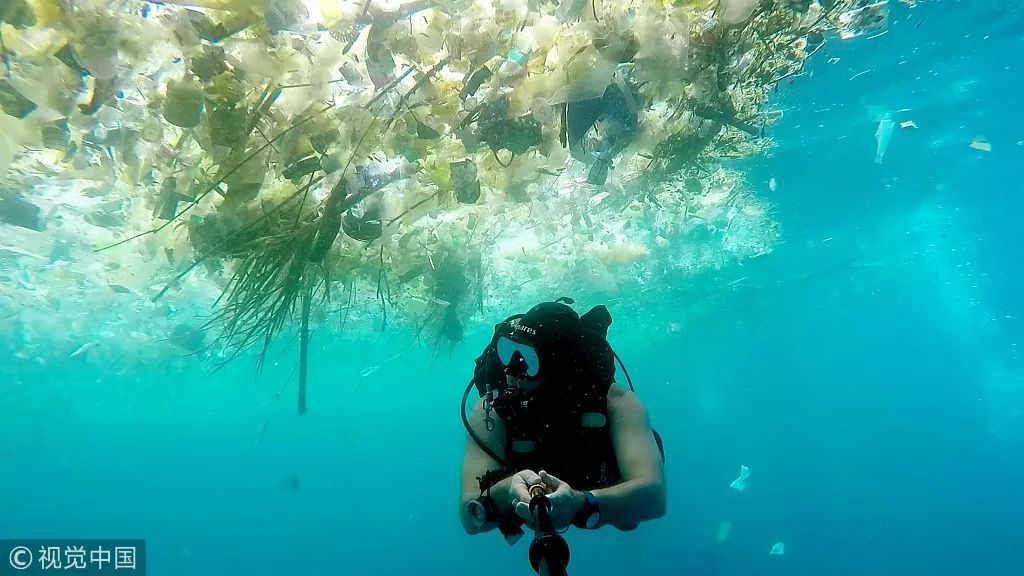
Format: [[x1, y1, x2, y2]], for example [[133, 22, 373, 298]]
[[606, 382, 639, 406], [606, 384, 650, 422]]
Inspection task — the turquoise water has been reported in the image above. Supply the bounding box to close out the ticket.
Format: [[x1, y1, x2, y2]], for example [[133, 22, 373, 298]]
[[3, 1, 1023, 575]]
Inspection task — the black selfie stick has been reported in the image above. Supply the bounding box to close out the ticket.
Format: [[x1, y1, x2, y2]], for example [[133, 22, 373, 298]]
[[528, 485, 570, 576]]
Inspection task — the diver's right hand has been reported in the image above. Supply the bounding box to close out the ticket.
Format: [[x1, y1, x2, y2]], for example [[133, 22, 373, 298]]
[[508, 469, 549, 525]]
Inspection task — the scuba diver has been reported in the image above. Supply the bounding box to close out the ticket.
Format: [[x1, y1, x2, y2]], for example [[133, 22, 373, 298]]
[[459, 298, 666, 543]]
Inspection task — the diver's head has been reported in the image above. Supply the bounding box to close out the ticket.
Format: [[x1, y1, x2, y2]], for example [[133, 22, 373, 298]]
[[496, 299, 585, 390], [476, 298, 617, 431]]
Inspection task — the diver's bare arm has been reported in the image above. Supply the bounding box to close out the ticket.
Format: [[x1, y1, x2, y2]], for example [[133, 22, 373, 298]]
[[588, 390, 667, 528], [459, 398, 517, 534]]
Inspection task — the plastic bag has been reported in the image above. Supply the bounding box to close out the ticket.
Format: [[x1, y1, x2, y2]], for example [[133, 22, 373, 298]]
[[729, 465, 750, 491], [719, 0, 759, 25], [838, 0, 889, 39]]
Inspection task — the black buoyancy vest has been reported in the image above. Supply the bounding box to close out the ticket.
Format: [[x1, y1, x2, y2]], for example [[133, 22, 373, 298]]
[[502, 381, 624, 491]]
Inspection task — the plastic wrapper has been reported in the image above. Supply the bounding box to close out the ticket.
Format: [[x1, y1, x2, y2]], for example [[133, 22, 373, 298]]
[[718, 0, 760, 25], [163, 77, 204, 128], [838, 0, 889, 39], [730, 465, 750, 491]]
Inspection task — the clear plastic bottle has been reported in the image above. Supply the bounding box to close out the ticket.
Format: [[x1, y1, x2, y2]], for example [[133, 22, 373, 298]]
[[496, 49, 529, 83], [555, 0, 588, 23]]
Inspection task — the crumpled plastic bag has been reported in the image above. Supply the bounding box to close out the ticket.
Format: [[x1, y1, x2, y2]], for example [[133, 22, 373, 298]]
[[730, 464, 750, 491], [838, 0, 889, 40], [718, 0, 759, 25]]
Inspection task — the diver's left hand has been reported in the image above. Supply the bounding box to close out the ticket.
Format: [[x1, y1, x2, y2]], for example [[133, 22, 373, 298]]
[[536, 470, 586, 531]]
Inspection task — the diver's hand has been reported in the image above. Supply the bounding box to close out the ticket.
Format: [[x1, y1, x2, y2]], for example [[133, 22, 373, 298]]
[[536, 470, 586, 531], [509, 469, 550, 526]]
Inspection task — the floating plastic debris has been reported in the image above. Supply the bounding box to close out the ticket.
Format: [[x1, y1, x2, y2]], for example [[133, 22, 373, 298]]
[[451, 159, 481, 204], [0, 245, 46, 261], [0, 79, 36, 118], [0, 0, 874, 409], [69, 342, 99, 358], [769, 177, 778, 192], [901, 120, 919, 129], [770, 542, 785, 555], [15, 275, 35, 291], [838, 1, 889, 40], [168, 324, 207, 354], [730, 465, 750, 491], [717, 521, 732, 543], [875, 114, 895, 164], [718, 0, 760, 25], [265, 0, 308, 34], [969, 136, 992, 152], [555, 0, 588, 22], [0, 197, 44, 231], [163, 77, 205, 128]]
